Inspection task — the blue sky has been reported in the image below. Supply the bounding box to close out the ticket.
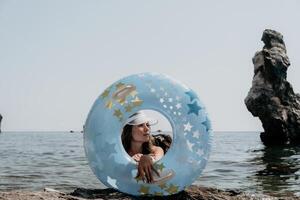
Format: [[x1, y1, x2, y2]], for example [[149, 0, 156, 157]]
[[1, 0, 300, 131]]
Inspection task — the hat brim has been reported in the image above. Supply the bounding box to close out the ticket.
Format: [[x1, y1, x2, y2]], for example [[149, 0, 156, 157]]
[[127, 118, 158, 126]]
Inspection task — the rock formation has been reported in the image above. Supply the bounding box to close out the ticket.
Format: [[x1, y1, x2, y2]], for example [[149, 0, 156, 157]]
[[245, 29, 300, 145], [0, 114, 2, 133]]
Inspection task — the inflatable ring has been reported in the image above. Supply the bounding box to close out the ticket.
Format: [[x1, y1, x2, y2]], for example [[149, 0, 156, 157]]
[[84, 73, 212, 196]]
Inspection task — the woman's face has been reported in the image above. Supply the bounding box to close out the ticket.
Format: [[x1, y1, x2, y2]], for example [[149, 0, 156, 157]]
[[131, 122, 151, 143]]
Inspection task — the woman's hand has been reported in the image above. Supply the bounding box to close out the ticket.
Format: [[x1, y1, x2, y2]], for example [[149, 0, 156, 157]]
[[132, 153, 143, 162], [135, 155, 159, 183]]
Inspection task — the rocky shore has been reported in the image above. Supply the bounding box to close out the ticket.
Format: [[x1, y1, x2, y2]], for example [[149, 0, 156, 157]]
[[0, 186, 299, 200]]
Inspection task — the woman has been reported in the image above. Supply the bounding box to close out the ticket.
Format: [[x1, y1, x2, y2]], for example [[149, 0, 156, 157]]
[[122, 111, 164, 183]]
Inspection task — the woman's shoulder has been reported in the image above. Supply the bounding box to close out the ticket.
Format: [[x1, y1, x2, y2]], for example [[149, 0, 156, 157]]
[[151, 145, 164, 154]]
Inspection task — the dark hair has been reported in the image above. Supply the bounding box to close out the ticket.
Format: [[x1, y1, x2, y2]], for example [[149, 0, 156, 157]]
[[121, 124, 153, 155], [151, 134, 172, 154]]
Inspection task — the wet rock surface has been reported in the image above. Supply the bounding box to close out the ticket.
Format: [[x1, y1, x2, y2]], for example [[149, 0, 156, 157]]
[[245, 29, 300, 145], [1, 186, 299, 200]]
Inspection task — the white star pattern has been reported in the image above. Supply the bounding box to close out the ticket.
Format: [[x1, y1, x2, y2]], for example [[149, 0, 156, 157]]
[[187, 158, 198, 165], [145, 80, 183, 119], [107, 176, 117, 188], [176, 103, 182, 109], [184, 122, 192, 132], [187, 140, 194, 151], [196, 148, 204, 156], [192, 130, 201, 139], [138, 74, 210, 169]]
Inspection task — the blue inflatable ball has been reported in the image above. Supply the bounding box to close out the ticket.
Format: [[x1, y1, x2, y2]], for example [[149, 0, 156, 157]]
[[84, 73, 212, 196]]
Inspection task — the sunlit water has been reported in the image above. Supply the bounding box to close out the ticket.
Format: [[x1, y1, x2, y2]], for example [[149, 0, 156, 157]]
[[0, 131, 299, 197]]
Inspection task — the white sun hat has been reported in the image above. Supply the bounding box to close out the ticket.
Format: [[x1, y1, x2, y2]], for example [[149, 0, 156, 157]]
[[124, 111, 158, 126]]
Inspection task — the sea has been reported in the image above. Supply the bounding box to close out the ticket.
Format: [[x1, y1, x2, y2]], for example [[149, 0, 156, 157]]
[[0, 131, 299, 197]]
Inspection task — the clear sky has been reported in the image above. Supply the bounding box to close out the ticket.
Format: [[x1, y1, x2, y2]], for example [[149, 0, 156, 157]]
[[1, 0, 300, 131]]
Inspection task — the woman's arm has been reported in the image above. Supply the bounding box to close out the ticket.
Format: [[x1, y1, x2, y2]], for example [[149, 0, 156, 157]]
[[135, 146, 164, 183]]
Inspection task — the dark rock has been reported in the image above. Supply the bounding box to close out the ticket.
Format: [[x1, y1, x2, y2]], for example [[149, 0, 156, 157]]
[[69, 186, 277, 200], [70, 188, 130, 199], [0, 113, 2, 133], [245, 29, 300, 146], [0, 186, 297, 200]]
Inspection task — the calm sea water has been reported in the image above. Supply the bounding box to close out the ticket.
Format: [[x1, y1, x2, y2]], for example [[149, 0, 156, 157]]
[[0, 131, 299, 197]]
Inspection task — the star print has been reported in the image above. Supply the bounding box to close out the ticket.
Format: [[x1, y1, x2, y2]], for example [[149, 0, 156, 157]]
[[187, 101, 201, 116], [192, 130, 201, 139], [105, 100, 113, 109], [115, 82, 125, 90], [154, 192, 163, 196], [100, 89, 110, 98], [150, 88, 156, 93], [187, 158, 197, 165], [202, 119, 211, 131], [196, 148, 204, 156], [107, 176, 117, 188], [166, 184, 179, 194], [183, 122, 192, 131], [159, 183, 167, 189], [135, 176, 143, 183], [160, 98, 164, 103], [154, 163, 165, 171], [163, 104, 167, 108], [130, 90, 138, 97], [164, 92, 168, 96], [113, 109, 122, 119], [185, 90, 198, 102], [117, 97, 126, 105], [175, 103, 182, 109], [139, 185, 150, 194], [169, 106, 173, 110], [187, 140, 194, 151], [125, 104, 133, 112], [131, 97, 143, 107], [168, 98, 173, 102]]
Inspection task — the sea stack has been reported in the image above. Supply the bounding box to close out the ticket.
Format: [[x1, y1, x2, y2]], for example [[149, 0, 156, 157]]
[[245, 29, 300, 145], [0, 114, 2, 133]]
